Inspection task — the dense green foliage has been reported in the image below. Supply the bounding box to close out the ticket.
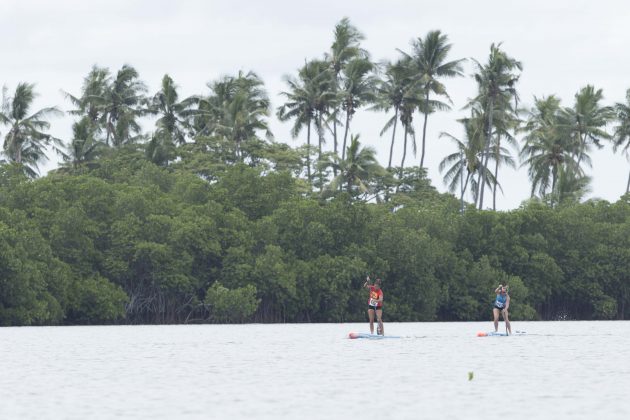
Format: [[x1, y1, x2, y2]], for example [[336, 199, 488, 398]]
[[0, 154, 629, 325], [2, 18, 630, 325]]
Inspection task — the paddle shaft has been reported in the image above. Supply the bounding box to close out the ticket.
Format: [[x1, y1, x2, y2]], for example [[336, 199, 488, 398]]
[[503, 308, 509, 335]]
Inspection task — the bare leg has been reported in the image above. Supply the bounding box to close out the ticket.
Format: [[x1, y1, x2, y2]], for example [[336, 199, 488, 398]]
[[503, 310, 512, 334], [376, 309, 384, 335], [493, 308, 500, 332], [368, 308, 375, 334]]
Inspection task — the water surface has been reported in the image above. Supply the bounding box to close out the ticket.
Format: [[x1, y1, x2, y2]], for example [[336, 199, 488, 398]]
[[1, 321, 628, 419]]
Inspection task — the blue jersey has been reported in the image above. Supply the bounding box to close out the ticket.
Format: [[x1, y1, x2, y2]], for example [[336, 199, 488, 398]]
[[494, 294, 507, 308]]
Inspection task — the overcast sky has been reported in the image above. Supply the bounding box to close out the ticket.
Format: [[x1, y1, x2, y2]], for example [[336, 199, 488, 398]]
[[2, 0, 629, 210]]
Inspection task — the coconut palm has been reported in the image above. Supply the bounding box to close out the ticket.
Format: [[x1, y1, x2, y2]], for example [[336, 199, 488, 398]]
[[560, 85, 613, 170], [326, 17, 368, 159], [63, 65, 111, 129], [439, 112, 488, 210], [277, 62, 319, 183], [0, 83, 63, 177], [402, 30, 464, 169], [369, 60, 414, 171], [398, 92, 417, 181], [200, 71, 273, 162], [469, 43, 522, 209], [325, 134, 384, 197], [520, 96, 580, 198], [149, 74, 198, 145], [396, 62, 425, 182], [299, 60, 337, 189], [339, 57, 377, 160], [146, 128, 177, 167], [101, 65, 148, 147], [60, 117, 105, 171], [548, 165, 591, 207], [488, 103, 520, 210], [612, 89, 630, 193]]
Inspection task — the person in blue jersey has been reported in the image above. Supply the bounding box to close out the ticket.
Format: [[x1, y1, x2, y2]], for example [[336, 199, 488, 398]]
[[493, 284, 512, 334]]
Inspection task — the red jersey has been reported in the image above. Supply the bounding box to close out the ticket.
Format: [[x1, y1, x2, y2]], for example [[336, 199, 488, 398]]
[[368, 286, 383, 308]]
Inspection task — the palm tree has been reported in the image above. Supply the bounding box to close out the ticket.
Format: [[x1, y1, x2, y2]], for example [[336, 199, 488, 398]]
[[548, 165, 591, 207], [398, 92, 417, 181], [277, 63, 318, 183], [371, 60, 407, 170], [439, 112, 488, 210], [612, 89, 630, 193], [301, 61, 337, 189], [0, 83, 63, 177], [101, 65, 148, 147], [63, 65, 111, 130], [326, 17, 368, 159], [469, 43, 522, 209], [520, 96, 579, 198], [61, 117, 105, 171], [146, 128, 177, 167], [402, 30, 465, 169], [339, 57, 377, 161], [488, 104, 520, 210], [561, 85, 613, 170], [200, 71, 273, 162], [397, 61, 425, 183], [149, 74, 198, 145], [325, 134, 384, 197]]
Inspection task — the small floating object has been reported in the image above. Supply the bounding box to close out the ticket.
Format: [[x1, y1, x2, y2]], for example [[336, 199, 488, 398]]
[[348, 332, 400, 339], [468, 371, 474, 381]]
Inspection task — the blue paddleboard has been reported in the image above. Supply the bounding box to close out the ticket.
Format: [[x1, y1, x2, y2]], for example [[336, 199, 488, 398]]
[[477, 330, 526, 337], [348, 332, 400, 339]]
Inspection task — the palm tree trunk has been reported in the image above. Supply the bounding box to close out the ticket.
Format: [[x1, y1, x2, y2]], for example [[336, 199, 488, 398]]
[[342, 109, 351, 161], [460, 152, 467, 213], [388, 108, 399, 170], [462, 172, 471, 212], [400, 125, 408, 180], [492, 138, 501, 211], [576, 133, 587, 169], [333, 115, 338, 178], [346, 172, 353, 194], [626, 168, 630, 193], [478, 98, 495, 210], [106, 115, 114, 146], [420, 90, 430, 168], [15, 137, 22, 164], [318, 111, 324, 191], [8, 131, 22, 164], [306, 121, 312, 183]]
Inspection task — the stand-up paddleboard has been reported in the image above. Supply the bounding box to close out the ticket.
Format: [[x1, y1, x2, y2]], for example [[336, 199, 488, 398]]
[[477, 330, 526, 337], [348, 332, 401, 339]]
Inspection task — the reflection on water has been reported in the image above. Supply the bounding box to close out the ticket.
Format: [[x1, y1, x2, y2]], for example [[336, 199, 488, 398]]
[[1, 321, 629, 420]]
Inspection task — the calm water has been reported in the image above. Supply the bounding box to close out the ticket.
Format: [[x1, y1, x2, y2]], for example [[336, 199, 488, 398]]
[[1, 321, 629, 419]]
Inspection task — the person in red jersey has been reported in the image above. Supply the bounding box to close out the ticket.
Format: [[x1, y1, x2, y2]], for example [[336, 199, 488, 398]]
[[363, 275, 384, 335]]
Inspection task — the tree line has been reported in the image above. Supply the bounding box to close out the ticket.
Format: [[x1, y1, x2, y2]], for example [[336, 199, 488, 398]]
[[1, 18, 629, 325], [1, 151, 629, 325]]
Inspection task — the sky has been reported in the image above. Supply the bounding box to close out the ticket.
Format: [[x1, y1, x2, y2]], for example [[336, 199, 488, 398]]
[[2, 0, 630, 210]]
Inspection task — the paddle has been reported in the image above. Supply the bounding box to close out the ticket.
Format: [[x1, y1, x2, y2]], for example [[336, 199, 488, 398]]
[[504, 286, 510, 335], [502, 308, 512, 335]]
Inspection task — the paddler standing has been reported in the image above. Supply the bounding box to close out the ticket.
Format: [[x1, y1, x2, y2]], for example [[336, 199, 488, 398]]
[[363, 276, 384, 335], [493, 284, 511, 335]]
